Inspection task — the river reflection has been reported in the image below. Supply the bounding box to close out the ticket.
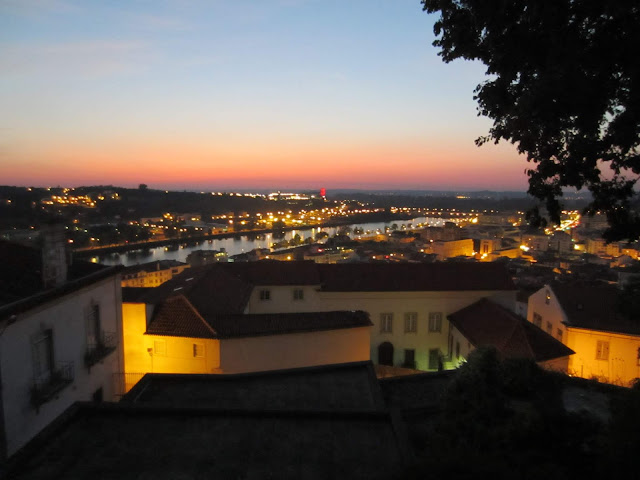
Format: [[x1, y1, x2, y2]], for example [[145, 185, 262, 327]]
[[93, 217, 458, 266]]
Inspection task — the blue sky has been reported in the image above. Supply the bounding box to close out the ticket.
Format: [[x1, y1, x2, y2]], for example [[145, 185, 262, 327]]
[[0, 0, 528, 191]]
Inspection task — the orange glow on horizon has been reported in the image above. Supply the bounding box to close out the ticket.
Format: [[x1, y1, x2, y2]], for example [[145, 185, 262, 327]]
[[4, 136, 528, 190]]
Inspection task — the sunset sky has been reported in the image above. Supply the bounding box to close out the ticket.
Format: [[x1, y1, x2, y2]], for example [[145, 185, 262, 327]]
[[1, 0, 529, 192]]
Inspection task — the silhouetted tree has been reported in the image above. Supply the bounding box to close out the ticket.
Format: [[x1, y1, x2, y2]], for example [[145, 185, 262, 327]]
[[422, 1, 640, 241], [617, 274, 640, 321]]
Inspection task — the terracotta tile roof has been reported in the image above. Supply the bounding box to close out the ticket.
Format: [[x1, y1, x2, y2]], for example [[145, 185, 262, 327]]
[[318, 262, 515, 292], [209, 310, 372, 338], [217, 260, 322, 285], [147, 308, 371, 339], [133, 261, 514, 319], [136, 265, 252, 315], [147, 295, 217, 339], [448, 298, 574, 362], [550, 282, 640, 335]]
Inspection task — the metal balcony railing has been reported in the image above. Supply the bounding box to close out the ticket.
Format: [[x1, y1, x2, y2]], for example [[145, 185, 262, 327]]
[[84, 331, 118, 368], [31, 362, 74, 408]]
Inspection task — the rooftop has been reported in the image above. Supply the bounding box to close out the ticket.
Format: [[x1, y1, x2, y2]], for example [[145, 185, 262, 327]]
[[131, 261, 516, 316], [147, 300, 372, 339], [123, 361, 385, 410], [448, 298, 575, 362], [551, 282, 640, 336], [7, 362, 406, 480]]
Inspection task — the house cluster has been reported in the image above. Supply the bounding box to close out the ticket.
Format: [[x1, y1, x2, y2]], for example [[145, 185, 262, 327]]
[[1, 228, 639, 467]]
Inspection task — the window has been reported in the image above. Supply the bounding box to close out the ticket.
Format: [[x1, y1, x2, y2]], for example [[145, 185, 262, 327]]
[[404, 313, 417, 333], [595, 340, 609, 361], [154, 340, 166, 356], [293, 288, 304, 301], [546, 322, 552, 334], [428, 312, 442, 332], [86, 303, 101, 347], [533, 312, 542, 328], [32, 330, 54, 384], [557, 329, 563, 342], [380, 313, 393, 333], [193, 343, 204, 358], [259, 289, 271, 301]]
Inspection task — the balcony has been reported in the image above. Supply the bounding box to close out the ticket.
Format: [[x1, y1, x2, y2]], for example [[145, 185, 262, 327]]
[[84, 332, 117, 369], [31, 362, 74, 408]]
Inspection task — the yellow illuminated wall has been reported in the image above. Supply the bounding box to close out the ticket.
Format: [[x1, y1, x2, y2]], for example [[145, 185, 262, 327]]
[[121, 302, 221, 392], [122, 301, 370, 388], [528, 285, 640, 386], [565, 328, 640, 387]]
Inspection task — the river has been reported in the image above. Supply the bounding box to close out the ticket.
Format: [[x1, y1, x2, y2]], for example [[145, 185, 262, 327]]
[[92, 216, 461, 266]]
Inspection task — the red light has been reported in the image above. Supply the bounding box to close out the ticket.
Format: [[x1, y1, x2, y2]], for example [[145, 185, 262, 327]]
[[320, 188, 326, 197]]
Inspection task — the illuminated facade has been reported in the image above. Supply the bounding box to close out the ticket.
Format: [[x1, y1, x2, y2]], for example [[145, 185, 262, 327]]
[[125, 262, 514, 373], [528, 283, 640, 386], [122, 279, 371, 386]]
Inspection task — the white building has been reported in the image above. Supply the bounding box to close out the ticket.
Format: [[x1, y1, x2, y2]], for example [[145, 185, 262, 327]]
[[0, 234, 123, 459], [123, 261, 516, 373]]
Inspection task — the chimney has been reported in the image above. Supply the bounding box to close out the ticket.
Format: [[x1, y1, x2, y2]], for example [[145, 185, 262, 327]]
[[41, 224, 69, 288]]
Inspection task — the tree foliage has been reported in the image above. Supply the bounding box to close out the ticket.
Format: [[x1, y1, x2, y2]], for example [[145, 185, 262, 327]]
[[617, 274, 640, 321], [422, 0, 640, 240]]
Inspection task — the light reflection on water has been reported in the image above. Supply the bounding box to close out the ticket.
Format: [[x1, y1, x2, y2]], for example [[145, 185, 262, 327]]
[[93, 217, 459, 266]]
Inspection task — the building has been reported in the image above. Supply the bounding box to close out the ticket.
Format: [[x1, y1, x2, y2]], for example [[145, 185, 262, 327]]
[[585, 237, 624, 257], [121, 267, 371, 384], [122, 261, 516, 375], [186, 249, 228, 267], [0, 234, 122, 459], [549, 231, 573, 255], [5, 362, 408, 479], [448, 298, 574, 371], [522, 233, 550, 252], [479, 238, 502, 255], [120, 260, 190, 287], [528, 282, 640, 386], [428, 238, 474, 260]]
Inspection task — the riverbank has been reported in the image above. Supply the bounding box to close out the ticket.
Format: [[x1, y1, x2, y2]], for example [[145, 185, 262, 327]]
[[73, 211, 431, 257]]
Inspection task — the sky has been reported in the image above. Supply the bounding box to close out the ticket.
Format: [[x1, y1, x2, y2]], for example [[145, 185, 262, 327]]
[[0, 0, 530, 192]]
